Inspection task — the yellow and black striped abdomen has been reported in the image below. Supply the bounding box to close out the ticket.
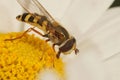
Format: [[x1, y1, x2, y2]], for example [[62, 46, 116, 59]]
[[16, 13, 50, 33]]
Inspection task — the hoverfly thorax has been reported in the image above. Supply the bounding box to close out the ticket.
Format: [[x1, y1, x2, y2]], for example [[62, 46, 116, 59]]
[[50, 21, 70, 44]]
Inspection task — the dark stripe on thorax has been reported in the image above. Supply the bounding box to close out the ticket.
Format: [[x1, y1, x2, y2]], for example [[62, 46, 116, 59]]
[[21, 13, 29, 21]]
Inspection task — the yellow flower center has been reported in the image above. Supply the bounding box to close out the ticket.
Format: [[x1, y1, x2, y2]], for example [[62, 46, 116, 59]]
[[0, 32, 65, 80]]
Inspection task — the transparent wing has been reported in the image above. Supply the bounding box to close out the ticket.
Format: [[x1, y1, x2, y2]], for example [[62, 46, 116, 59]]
[[16, 0, 55, 22]]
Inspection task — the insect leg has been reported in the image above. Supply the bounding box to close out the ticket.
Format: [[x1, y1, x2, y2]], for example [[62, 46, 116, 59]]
[[4, 28, 32, 41], [4, 27, 46, 41], [45, 39, 50, 42], [30, 28, 45, 36], [52, 44, 56, 52], [29, 28, 51, 42], [56, 51, 61, 59]]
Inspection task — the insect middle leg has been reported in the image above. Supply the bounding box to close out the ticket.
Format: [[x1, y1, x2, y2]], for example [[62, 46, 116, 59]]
[[4, 27, 45, 41], [56, 51, 61, 59], [52, 44, 56, 52]]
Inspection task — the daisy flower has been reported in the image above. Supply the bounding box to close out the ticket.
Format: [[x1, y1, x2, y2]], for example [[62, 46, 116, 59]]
[[1, 0, 120, 80]]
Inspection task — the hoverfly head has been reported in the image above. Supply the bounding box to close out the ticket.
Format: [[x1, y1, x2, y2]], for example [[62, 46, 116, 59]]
[[59, 37, 79, 55]]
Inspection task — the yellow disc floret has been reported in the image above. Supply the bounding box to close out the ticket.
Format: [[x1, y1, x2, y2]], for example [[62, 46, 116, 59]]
[[0, 32, 65, 80]]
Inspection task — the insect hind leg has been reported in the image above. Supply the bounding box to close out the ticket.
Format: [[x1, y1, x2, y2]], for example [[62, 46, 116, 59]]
[[4, 28, 32, 41], [4, 27, 44, 41]]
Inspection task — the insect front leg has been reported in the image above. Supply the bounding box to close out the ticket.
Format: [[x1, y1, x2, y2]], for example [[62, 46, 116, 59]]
[[52, 44, 56, 52], [52, 43, 61, 54]]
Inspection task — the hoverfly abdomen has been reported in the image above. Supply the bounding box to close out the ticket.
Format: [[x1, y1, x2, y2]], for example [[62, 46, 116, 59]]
[[17, 13, 47, 24], [16, 13, 50, 33], [37, 15, 47, 26], [16, 13, 28, 21], [21, 13, 29, 21], [28, 15, 34, 22], [16, 13, 31, 22]]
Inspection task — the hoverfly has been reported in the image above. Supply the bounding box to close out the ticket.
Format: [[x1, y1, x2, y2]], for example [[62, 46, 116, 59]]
[[6, 0, 79, 58]]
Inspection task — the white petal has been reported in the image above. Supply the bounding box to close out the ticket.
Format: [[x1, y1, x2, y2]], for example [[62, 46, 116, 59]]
[[36, 69, 62, 80], [38, 0, 71, 19], [104, 52, 120, 80], [82, 7, 120, 60], [65, 7, 120, 80], [61, 0, 113, 41], [0, 0, 23, 32], [89, 8, 120, 80], [65, 53, 104, 80]]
